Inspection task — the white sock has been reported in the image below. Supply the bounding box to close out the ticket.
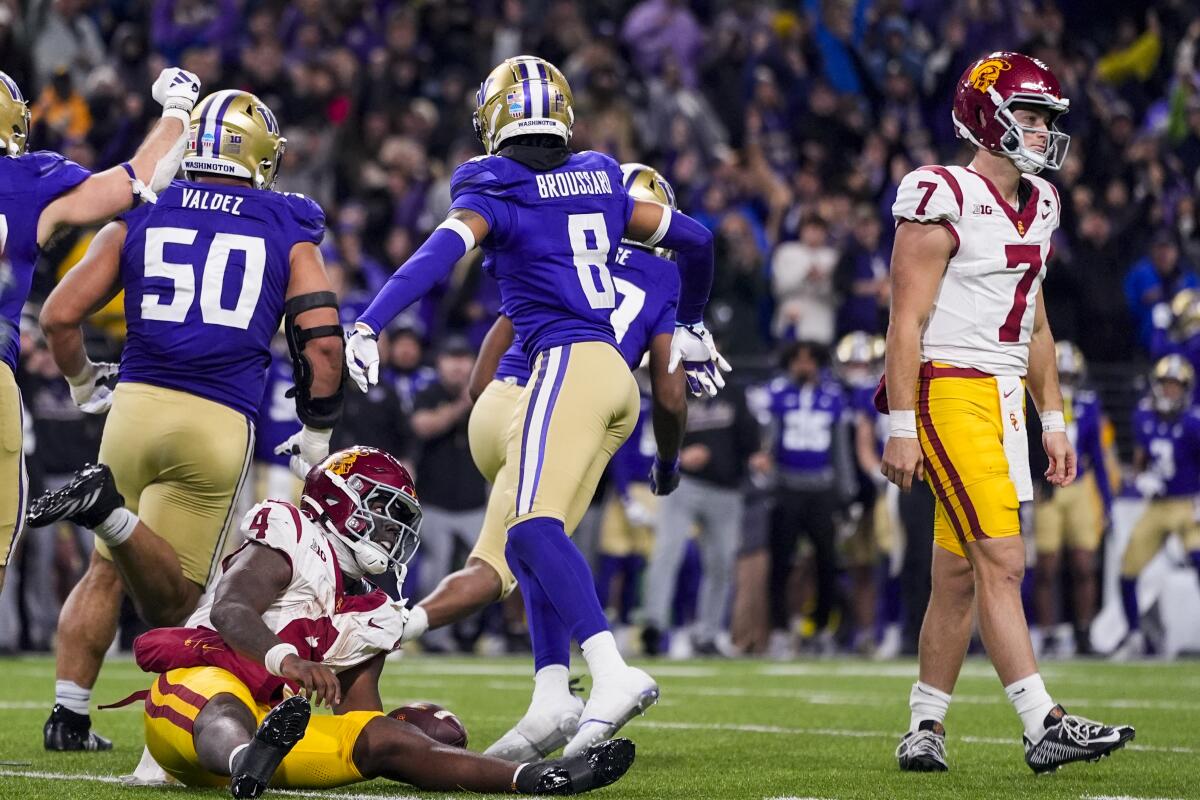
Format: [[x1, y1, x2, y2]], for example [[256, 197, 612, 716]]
[[909, 681, 951, 732], [581, 631, 626, 681], [228, 742, 249, 774], [55, 680, 91, 716], [529, 664, 573, 712], [1005, 673, 1056, 741], [95, 508, 138, 547]]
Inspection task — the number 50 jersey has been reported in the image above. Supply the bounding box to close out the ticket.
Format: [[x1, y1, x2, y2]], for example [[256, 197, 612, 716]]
[[118, 180, 324, 417], [892, 165, 1061, 376]]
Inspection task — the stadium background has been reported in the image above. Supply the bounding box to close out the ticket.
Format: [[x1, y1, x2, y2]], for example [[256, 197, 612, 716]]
[[2, 0, 1200, 658]]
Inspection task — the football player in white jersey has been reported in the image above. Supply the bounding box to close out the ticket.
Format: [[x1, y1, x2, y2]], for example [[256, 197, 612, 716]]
[[879, 52, 1133, 774], [134, 446, 634, 798]]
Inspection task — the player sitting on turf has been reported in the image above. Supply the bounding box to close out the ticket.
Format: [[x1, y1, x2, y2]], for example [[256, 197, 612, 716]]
[[31, 89, 344, 751], [1111, 355, 1200, 659], [127, 445, 634, 798]]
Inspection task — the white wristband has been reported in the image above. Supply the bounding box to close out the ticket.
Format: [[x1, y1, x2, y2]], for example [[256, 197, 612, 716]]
[[65, 360, 97, 388], [264, 643, 298, 677], [1040, 411, 1066, 433], [889, 409, 918, 439], [162, 107, 192, 125]]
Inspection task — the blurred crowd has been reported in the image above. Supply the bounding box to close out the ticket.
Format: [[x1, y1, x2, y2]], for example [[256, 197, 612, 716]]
[[2, 0, 1200, 659]]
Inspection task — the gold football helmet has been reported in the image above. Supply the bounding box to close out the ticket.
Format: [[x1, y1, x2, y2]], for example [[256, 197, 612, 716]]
[[183, 90, 285, 189], [0, 71, 30, 157], [1170, 288, 1200, 342], [834, 331, 886, 388], [474, 73, 573, 154], [1054, 341, 1086, 388], [620, 162, 677, 209], [476, 56, 573, 110], [1150, 354, 1195, 416]]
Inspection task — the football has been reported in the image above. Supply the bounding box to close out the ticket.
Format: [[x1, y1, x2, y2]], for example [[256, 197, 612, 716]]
[[387, 702, 468, 748]]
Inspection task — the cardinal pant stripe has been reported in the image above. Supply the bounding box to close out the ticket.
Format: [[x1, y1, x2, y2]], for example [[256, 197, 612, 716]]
[[516, 346, 569, 516]]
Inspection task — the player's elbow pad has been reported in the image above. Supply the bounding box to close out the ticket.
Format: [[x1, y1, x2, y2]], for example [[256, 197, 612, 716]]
[[284, 291, 345, 429], [358, 220, 475, 333], [650, 209, 713, 325]]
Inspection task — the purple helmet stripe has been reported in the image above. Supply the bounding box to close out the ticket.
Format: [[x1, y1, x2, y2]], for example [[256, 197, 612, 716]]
[[211, 92, 238, 159], [519, 61, 532, 79], [522, 81, 532, 119], [0, 72, 22, 103], [542, 82, 549, 116], [537, 63, 547, 80], [623, 168, 642, 190], [193, 96, 217, 155]]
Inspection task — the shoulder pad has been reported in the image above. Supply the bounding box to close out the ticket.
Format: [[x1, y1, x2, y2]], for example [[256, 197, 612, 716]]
[[450, 157, 510, 199], [893, 166, 963, 224], [241, 500, 306, 557], [281, 192, 326, 245]]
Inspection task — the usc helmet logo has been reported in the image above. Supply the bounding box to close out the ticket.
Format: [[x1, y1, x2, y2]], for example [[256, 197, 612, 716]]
[[327, 449, 366, 476], [969, 58, 1011, 93]]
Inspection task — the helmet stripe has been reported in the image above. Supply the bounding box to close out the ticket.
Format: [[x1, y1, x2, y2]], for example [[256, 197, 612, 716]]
[[522, 80, 532, 120], [0, 72, 21, 103], [210, 92, 238, 159], [623, 167, 642, 190], [537, 62, 547, 80], [519, 61, 532, 79], [193, 95, 217, 157]]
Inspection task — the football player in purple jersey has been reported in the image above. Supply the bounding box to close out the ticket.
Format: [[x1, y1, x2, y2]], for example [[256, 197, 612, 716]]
[[346, 55, 728, 756], [31, 90, 344, 752], [0, 65, 200, 596]]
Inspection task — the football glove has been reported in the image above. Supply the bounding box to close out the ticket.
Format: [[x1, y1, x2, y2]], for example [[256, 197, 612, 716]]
[[66, 361, 119, 415], [668, 322, 731, 397], [274, 426, 333, 479], [649, 455, 681, 496], [622, 495, 654, 528], [151, 68, 201, 123], [1135, 471, 1166, 499], [345, 322, 380, 392]]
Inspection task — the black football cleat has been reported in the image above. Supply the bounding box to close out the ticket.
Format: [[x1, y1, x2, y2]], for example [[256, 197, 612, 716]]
[[27, 463, 125, 529], [230, 695, 311, 798], [44, 704, 113, 751], [1024, 705, 1134, 774], [515, 738, 636, 795], [896, 720, 948, 772]]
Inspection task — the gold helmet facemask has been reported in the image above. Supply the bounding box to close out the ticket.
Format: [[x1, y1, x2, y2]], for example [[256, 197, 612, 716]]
[[1054, 341, 1086, 389], [0, 71, 30, 157], [1150, 354, 1195, 416], [184, 90, 286, 189], [474, 77, 573, 155], [619, 162, 677, 257]]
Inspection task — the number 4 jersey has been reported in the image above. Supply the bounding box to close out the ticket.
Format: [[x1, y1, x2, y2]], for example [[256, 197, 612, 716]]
[[118, 180, 324, 417], [892, 165, 1061, 376]]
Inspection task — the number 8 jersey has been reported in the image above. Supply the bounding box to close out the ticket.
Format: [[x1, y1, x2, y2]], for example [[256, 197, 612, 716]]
[[892, 165, 1061, 376], [118, 179, 324, 417]]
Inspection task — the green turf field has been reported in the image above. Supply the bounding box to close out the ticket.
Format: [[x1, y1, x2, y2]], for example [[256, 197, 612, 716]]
[[0, 654, 1196, 799]]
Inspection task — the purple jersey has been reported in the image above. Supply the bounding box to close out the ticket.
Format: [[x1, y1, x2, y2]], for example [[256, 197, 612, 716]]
[[764, 377, 848, 473], [118, 180, 324, 417], [0, 152, 90, 370], [450, 151, 635, 360], [494, 244, 679, 384], [254, 347, 300, 466], [1133, 400, 1200, 497]]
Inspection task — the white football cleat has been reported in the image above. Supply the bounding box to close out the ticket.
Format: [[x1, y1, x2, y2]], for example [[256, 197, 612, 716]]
[[563, 667, 659, 758], [484, 695, 585, 762]]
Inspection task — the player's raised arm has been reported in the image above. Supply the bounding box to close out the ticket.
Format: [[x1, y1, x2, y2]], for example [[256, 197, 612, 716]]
[[346, 209, 490, 391], [880, 220, 955, 491], [469, 313, 515, 401], [625, 199, 730, 397], [273, 242, 345, 476], [646, 329, 688, 495], [1026, 293, 1075, 487], [36, 68, 201, 245], [39, 221, 127, 414]]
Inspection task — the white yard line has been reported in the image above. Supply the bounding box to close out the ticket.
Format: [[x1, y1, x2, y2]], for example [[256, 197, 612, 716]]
[[0, 768, 426, 799]]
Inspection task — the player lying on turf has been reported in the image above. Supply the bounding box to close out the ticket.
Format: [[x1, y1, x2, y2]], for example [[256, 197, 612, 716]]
[[880, 51, 1133, 774], [400, 160, 689, 761], [125, 446, 633, 798], [0, 65, 199, 596], [31, 89, 344, 751]]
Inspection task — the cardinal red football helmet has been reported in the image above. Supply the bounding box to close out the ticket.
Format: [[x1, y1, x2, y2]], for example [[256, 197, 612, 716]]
[[952, 51, 1070, 174], [302, 447, 421, 582]]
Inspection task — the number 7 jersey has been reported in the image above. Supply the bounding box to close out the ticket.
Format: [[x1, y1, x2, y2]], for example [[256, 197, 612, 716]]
[[118, 180, 324, 417], [892, 165, 1061, 376]]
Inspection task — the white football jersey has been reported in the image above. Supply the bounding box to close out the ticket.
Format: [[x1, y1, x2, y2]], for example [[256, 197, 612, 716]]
[[188, 500, 407, 671], [892, 165, 1060, 376]]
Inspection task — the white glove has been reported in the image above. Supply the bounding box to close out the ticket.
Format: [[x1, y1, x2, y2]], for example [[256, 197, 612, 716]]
[[346, 322, 380, 392], [151, 67, 201, 124], [66, 361, 119, 414], [274, 426, 333, 479], [1135, 471, 1166, 499], [668, 322, 732, 397], [623, 496, 654, 528], [399, 605, 429, 645]]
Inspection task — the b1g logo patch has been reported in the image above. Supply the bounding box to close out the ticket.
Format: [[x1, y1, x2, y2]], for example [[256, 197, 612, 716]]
[[969, 58, 1011, 93]]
